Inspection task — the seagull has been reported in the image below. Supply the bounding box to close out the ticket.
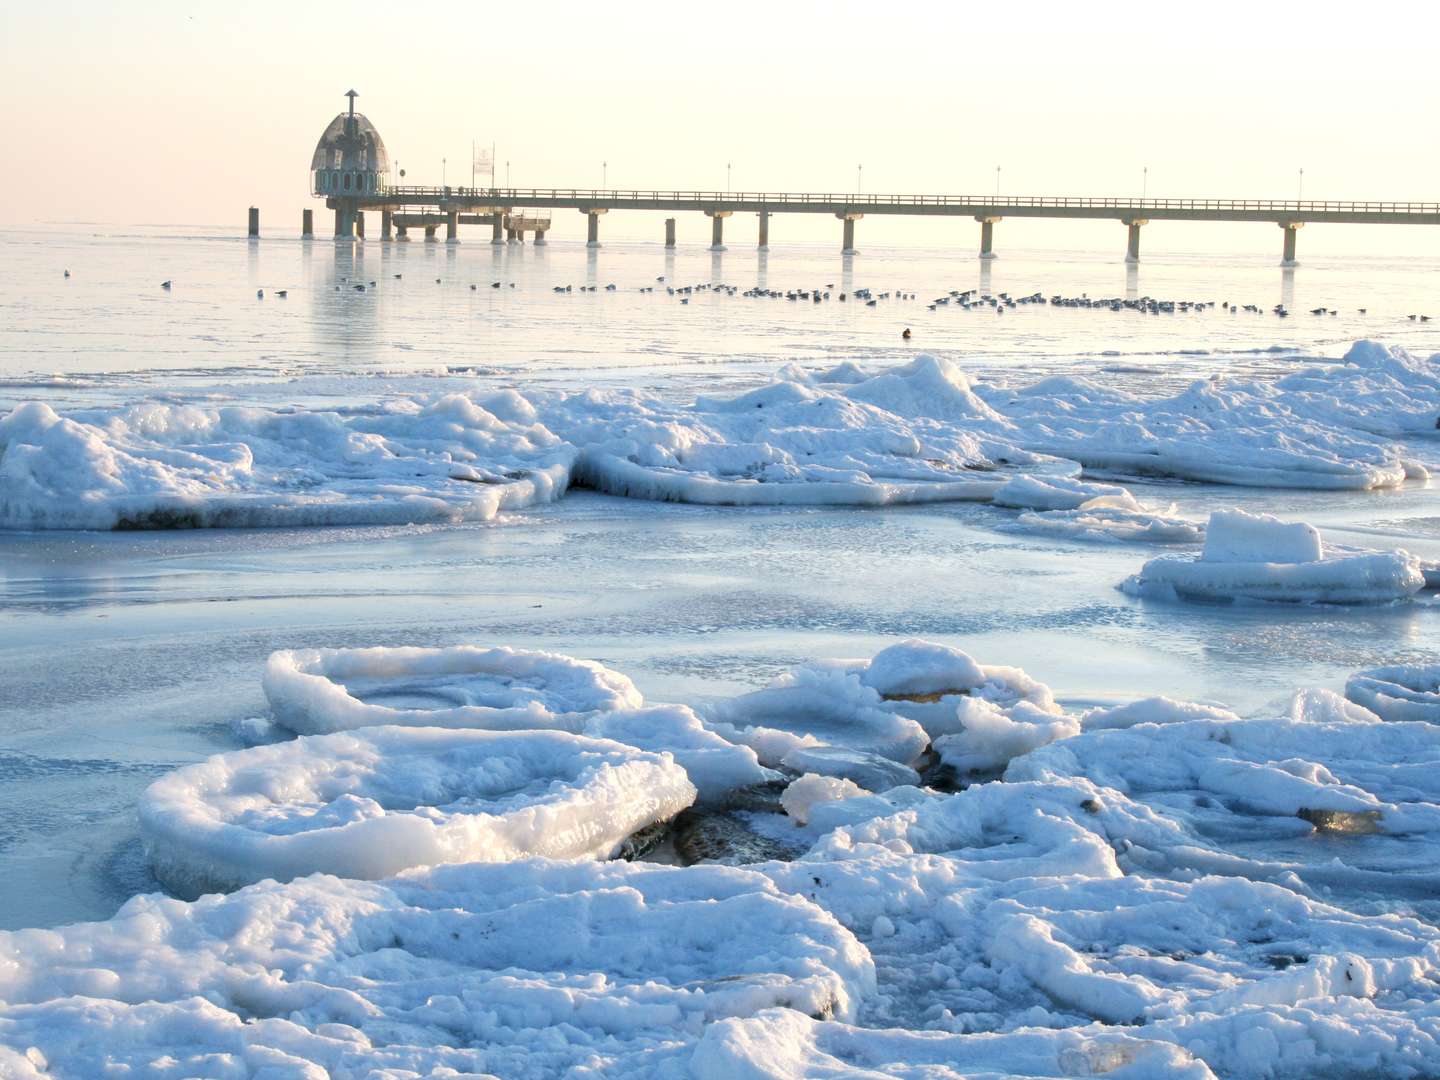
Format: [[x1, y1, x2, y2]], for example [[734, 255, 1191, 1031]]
[[394, 274, 402, 279], [161, 280, 172, 289], [63, 270, 70, 279], [276, 290, 288, 298], [257, 289, 264, 299]]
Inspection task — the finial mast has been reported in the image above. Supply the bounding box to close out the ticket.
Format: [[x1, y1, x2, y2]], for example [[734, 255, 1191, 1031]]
[[345, 89, 358, 117]]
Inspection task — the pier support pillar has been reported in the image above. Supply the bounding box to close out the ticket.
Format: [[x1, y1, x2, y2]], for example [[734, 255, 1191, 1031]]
[[507, 228, 517, 243], [248, 206, 259, 238], [446, 211, 459, 243], [533, 229, 547, 246], [1123, 218, 1147, 263], [1280, 222, 1302, 267], [396, 224, 410, 242], [665, 217, 676, 248], [355, 212, 365, 240], [584, 208, 606, 248], [334, 202, 357, 239], [838, 212, 862, 255], [705, 209, 732, 251], [758, 211, 770, 250], [976, 216, 1001, 259], [381, 210, 393, 241], [424, 225, 437, 243], [492, 215, 504, 244], [301, 208, 313, 238]]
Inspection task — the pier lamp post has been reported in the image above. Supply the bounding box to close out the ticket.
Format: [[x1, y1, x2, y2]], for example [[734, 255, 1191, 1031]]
[[1298, 168, 1304, 201], [1142, 166, 1148, 200], [727, 162, 731, 193], [443, 158, 447, 187], [602, 161, 608, 190], [857, 164, 863, 194], [506, 161, 511, 188], [995, 166, 1002, 197]]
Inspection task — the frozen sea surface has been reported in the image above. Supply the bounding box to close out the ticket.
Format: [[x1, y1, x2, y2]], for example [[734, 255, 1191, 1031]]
[[1, 228, 1439, 1077]]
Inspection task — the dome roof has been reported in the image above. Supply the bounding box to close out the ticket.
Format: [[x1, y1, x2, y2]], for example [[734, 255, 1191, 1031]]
[[310, 112, 389, 175]]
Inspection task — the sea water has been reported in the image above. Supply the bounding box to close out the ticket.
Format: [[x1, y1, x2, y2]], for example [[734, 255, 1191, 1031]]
[[0, 225, 1437, 930]]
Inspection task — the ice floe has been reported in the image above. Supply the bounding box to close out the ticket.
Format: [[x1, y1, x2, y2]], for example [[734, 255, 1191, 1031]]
[[0, 860, 872, 1078], [1121, 508, 1428, 604], [0, 394, 573, 529], [546, 357, 1044, 507], [1346, 663, 1440, 723], [139, 727, 697, 897], [263, 644, 644, 735], [1008, 689, 1440, 890]]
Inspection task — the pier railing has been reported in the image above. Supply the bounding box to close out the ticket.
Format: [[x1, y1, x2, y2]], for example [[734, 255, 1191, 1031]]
[[383, 187, 1440, 215]]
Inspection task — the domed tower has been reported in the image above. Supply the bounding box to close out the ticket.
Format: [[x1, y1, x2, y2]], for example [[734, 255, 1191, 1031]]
[[311, 91, 389, 237]]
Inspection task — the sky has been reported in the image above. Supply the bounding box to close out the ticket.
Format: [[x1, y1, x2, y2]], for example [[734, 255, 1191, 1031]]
[[3, 0, 1438, 254]]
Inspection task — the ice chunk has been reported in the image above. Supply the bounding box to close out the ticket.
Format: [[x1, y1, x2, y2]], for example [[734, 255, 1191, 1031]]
[[0, 395, 574, 530], [780, 745, 921, 792], [933, 698, 1082, 778], [263, 644, 643, 735], [1122, 512, 1426, 604], [782, 774, 867, 826], [1201, 509, 1323, 564], [1011, 495, 1205, 545], [1346, 664, 1440, 723], [0, 860, 873, 1077], [991, 475, 1133, 511], [692, 1009, 1215, 1079], [581, 704, 770, 803], [139, 727, 697, 896]]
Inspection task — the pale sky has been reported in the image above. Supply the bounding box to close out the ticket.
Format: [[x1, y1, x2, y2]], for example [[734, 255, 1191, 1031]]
[[3, 0, 1438, 254]]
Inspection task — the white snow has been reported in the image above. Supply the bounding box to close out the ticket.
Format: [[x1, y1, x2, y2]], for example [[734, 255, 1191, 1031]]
[[0, 860, 873, 1078], [1121, 510, 1427, 604], [139, 726, 697, 897], [1346, 663, 1440, 723], [0, 394, 573, 529], [263, 644, 643, 735]]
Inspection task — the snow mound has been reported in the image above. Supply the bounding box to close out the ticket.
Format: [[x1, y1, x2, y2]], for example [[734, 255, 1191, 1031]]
[[780, 745, 921, 792], [1008, 691, 1440, 886], [1346, 663, 1440, 723], [704, 640, 1066, 778], [580, 704, 771, 803], [991, 474, 1131, 511], [263, 644, 643, 735], [139, 727, 697, 896], [540, 364, 1039, 507], [761, 780, 1440, 1079], [1011, 493, 1205, 545], [693, 1009, 1215, 1079], [0, 860, 873, 1078], [0, 394, 574, 530], [1121, 510, 1426, 604]]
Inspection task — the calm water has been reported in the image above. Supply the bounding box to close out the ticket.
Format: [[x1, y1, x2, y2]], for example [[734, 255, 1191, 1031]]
[[0, 226, 1437, 929]]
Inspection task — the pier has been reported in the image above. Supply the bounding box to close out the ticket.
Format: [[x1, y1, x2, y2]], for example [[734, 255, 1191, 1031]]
[[300, 92, 1440, 264]]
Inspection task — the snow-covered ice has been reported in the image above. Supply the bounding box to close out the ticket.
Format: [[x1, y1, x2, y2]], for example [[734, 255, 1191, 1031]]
[[1121, 508, 1428, 604], [0, 394, 574, 529], [1346, 663, 1440, 723], [0, 860, 872, 1078], [263, 644, 644, 735], [139, 726, 697, 897]]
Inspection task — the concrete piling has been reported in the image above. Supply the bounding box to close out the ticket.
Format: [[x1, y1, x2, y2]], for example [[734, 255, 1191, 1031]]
[[533, 229, 547, 246], [1124, 219, 1147, 263], [446, 211, 459, 243], [976, 216, 1001, 259], [424, 225, 437, 242], [705, 210, 731, 252], [492, 216, 504, 244], [584, 209, 605, 248], [839, 212, 861, 255], [381, 210, 393, 241], [355, 212, 365, 240], [757, 211, 769, 250], [1281, 222, 1302, 266], [302, 209, 313, 238], [248, 206, 260, 238], [396, 224, 410, 242], [664, 218, 676, 248]]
